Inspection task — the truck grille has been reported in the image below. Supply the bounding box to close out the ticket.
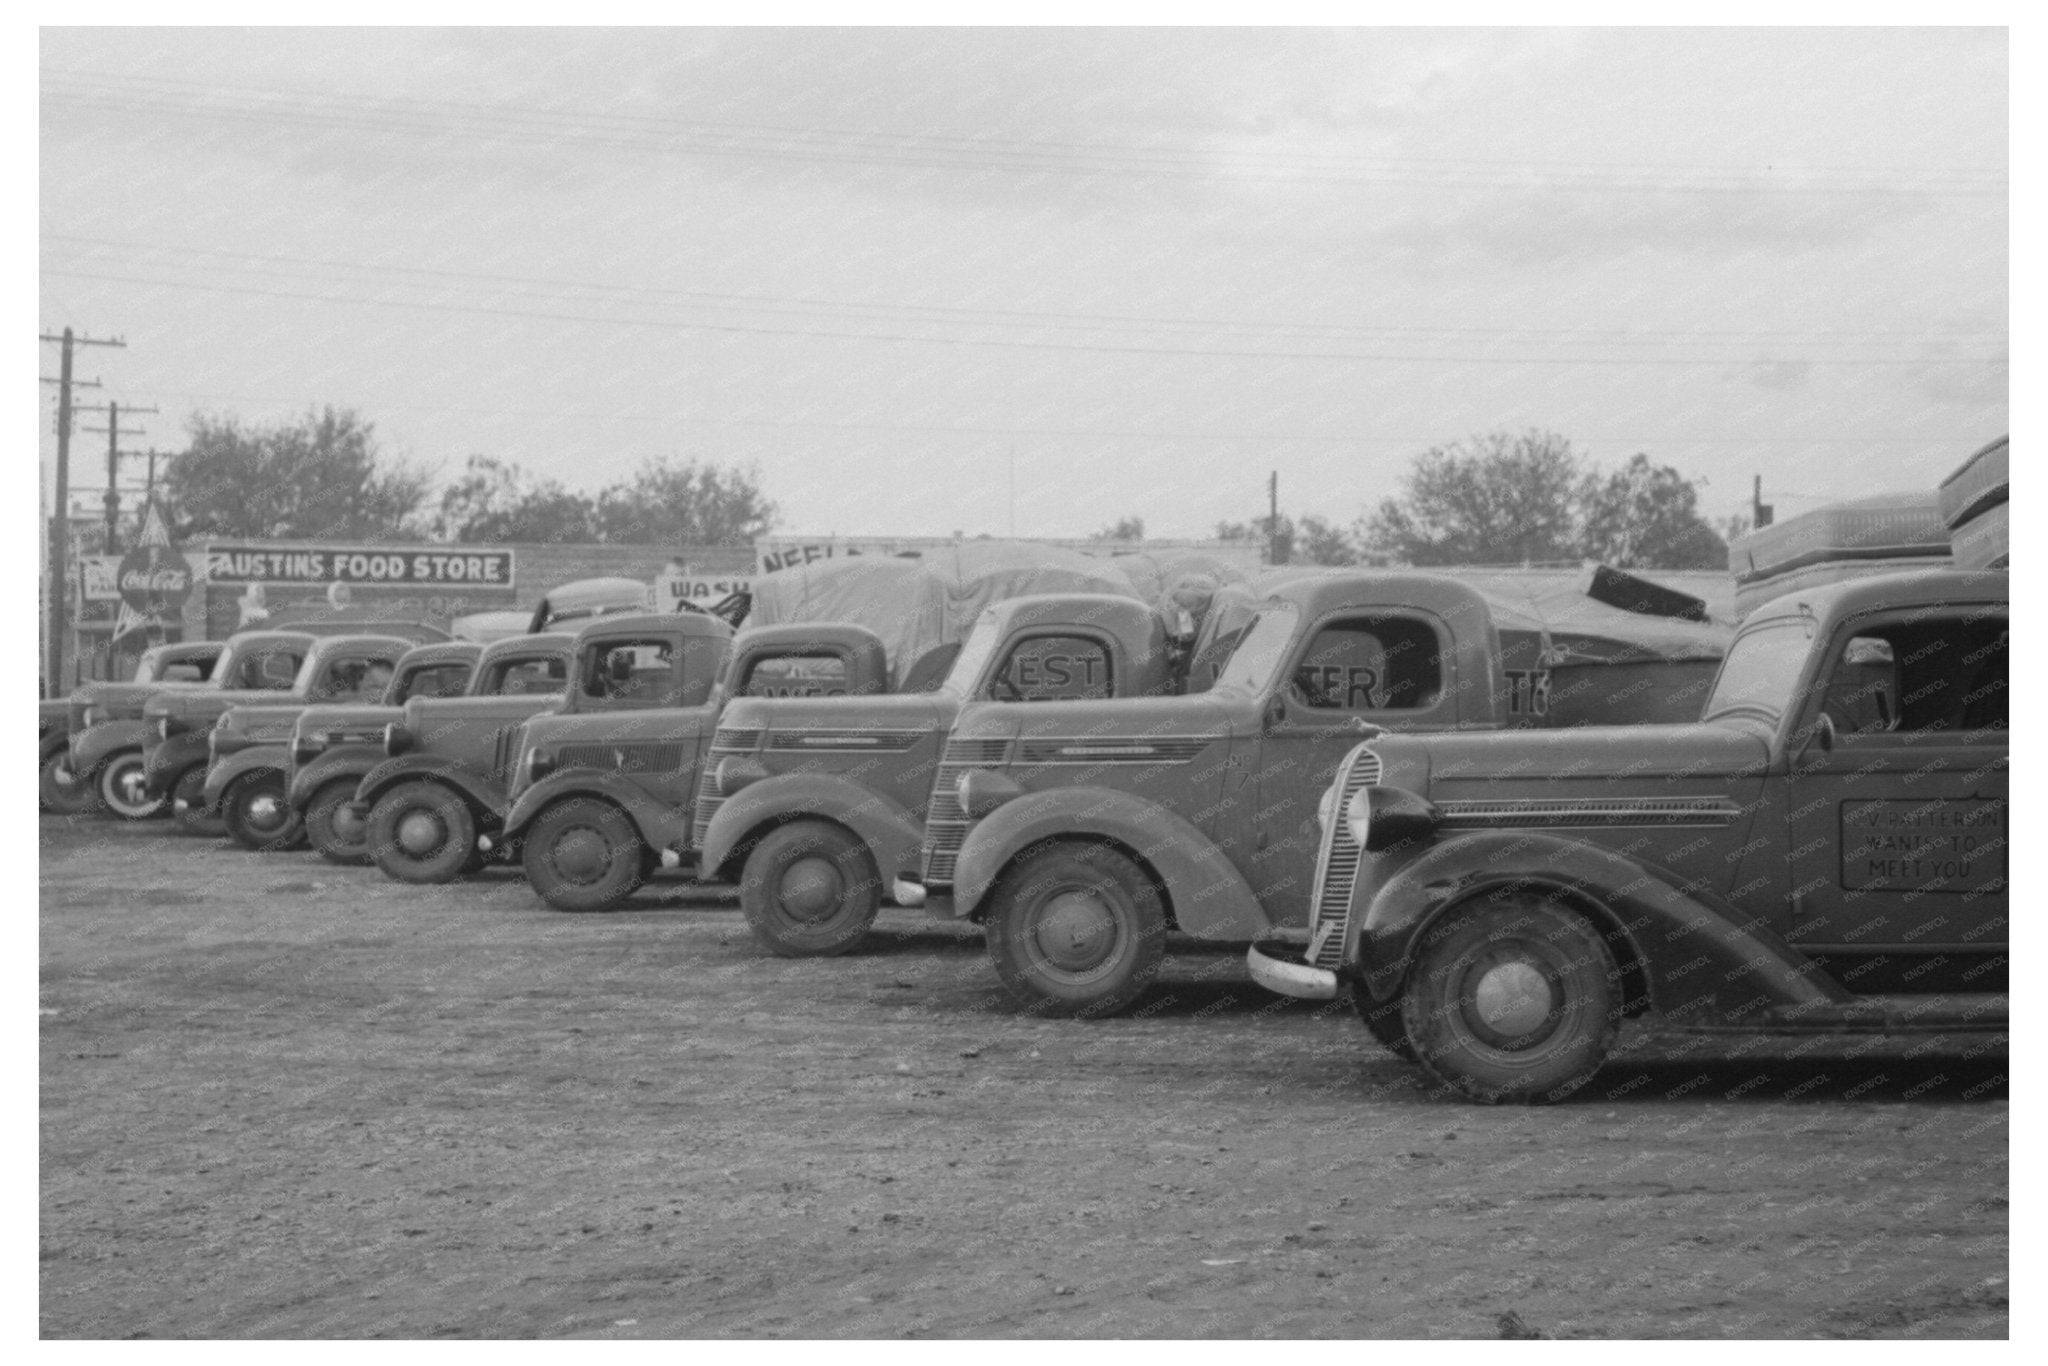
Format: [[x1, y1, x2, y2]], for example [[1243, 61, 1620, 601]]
[[490, 726, 522, 784], [1307, 747, 1383, 969], [691, 727, 762, 848], [920, 738, 1011, 884], [554, 742, 689, 775]]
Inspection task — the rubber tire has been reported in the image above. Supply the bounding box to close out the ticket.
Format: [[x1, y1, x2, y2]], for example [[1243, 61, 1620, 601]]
[[1353, 986, 1418, 1063], [739, 820, 884, 957], [523, 797, 645, 913], [224, 771, 306, 852], [96, 750, 165, 821], [984, 841, 1167, 1018], [305, 778, 373, 865], [41, 748, 99, 815], [171, 767, 226, 837], [366, 781, 476, 884], [1399, 894, 1620, 1105]]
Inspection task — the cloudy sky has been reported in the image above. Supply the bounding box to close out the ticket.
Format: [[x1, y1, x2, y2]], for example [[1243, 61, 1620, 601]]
[[39, 27, 2006, 543]]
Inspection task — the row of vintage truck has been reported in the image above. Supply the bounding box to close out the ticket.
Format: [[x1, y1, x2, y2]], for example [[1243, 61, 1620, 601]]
[[40, 554, 2006, 1103]]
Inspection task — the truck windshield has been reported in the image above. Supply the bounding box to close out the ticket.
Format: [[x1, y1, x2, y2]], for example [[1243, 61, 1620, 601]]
[[1702, 619, 1812, 725], [1211, 603, 1299, 695], [938, 616, 1004, 699], [213, 641, 306, 691]]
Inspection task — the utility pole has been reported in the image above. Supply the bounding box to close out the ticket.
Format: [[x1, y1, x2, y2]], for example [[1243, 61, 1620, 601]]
[[40, 328, 125, 695], [1268, 470, 1281, 566], [80, 400, 159, 553], [1751, 475, 1774, 530]]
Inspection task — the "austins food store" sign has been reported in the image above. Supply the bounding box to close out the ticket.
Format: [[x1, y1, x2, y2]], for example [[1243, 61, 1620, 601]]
[[204, 543, 516, 588]]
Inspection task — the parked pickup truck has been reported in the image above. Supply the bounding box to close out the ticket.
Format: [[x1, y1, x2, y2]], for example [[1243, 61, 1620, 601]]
[[922, 571, 1727, 1017], [203, 641, 482, 853], [1247, 570, 2007, 1103], [283, 642, 483, 863], [143, 634, 421, 839], [41, 641, 224, 814], [502, 621, 889, 913], [694, 593, 1190, 957]]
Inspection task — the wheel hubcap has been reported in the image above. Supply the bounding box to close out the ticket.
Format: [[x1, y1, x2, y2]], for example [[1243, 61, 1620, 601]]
[[1034, 890, 1118, 973], [552, 827, 611, 883], [331, 805, 365, 842], [778, 857, 844, 921], [118, 770, 147, 804], [245, 792, 285, 832], [1468, 956, 1558, 1041], [397, 809, 445, 856]]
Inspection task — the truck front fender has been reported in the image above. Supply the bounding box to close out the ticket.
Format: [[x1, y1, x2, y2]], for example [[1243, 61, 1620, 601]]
[[951, 786, 1268, 941], [142, 732, 211, 798], [68, 719, 155, 776], [286, 745, 381, 811], [502, 770, 691, 854], [354, 755, 511, 822], [202, 744, 291, 815], [41, 730, 69, 765], [698, 771, 923, 886], [1355, 830, 1847, 1028]]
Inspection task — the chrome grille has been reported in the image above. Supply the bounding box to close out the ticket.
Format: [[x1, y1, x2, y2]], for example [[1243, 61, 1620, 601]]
[[920, 737, 1011, 884], [692, 727, 763, 847], [1307, 747, 1383, 969]]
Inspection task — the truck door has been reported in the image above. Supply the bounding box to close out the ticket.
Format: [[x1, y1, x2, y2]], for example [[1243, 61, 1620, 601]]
[[1246, 611, 1460, 915], [570, 632, 732, 803], [1786, 607, 2007, 954]]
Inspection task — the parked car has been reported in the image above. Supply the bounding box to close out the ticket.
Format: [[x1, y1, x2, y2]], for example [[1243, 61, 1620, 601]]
[[40, 640, 224, 814], [202, 641, 482, 853], [502, 621, 890, 913], [921, 571, 1730, 1017], [143, 634, 419, 839], [1247, 570, 2007, 1103]]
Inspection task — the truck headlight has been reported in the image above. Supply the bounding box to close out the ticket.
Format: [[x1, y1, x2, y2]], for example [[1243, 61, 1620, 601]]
[[1344, 787, 1372, 848], [384, 723, 412, 756], [526, 747, 555, 782], [156, 716, 172, 740], [80, 706, 99, 729], [1317, 779, 1341, 835], [715, 755, 768, 797], [956, 768, 1022, 819]]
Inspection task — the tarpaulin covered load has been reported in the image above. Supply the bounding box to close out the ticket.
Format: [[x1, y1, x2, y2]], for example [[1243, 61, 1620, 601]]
[[1940, 436, 2009, 570], [1728, 491, 1951, 618], [746, 541, 1141, 690], [1099, 549, 1256, 628]]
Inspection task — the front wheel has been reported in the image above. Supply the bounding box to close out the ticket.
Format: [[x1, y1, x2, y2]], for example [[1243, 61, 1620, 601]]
[[523, 798, 645, 912], [739, 821, 883, 956], [1353, 987, 1417, 1063], [305, 778, 373, 865], [1398, 894, 1620, 1105], [171, 767, 225, 837], [40, 749, 99, 815], [224, 772, 305, 852], [96, 751, 165, 821], [984, 842, 1166, 1018], [366, 781, 476, 884]]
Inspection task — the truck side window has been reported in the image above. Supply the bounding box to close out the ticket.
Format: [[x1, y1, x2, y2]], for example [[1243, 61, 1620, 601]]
[[397, 663, 470, 702], [1292, 616, 1442, 711], [488, 657, 568, 696], [992, 635, 1113, 702], [1824, 614, 2006, 736], [740, 653, 850, 698], [235, 649, 304, 690], [583, 639, 684, 708], [314, 657, 391, 702]]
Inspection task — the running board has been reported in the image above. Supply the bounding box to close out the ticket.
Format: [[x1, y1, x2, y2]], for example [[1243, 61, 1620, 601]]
[[1676, 993, 2007, 1034]]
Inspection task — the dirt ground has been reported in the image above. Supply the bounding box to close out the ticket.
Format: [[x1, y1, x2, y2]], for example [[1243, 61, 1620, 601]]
[[40, 813, 2008, 1340]]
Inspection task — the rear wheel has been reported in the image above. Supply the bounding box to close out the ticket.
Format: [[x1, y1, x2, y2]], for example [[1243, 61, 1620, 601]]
[[739, 821, 883, 956], [40, 749, 99, 815], [366, 781, 476, 884], [305, 778, 373, 865], [171, 768, 225, 837], [984, 842, 1166, 1018], [224, 772, 305, 852], [523, 798, 645, 912], [96, 751, 165, 821], [1399, 894, 1620, 1105]]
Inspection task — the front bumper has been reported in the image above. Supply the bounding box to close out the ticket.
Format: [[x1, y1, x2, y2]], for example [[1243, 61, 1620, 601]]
[[1246, 944, 1340, 1001]]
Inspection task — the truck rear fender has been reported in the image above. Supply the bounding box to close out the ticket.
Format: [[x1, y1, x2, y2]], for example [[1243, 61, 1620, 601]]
[[68, 719, 155, 775], [354, 755, 511, 821], [951, 786, 1268, 941], [698, 771, 923, 885], [202, 745, 290, 814], [1356, 830, 1847, 1027], [502, 770, 691, 853]]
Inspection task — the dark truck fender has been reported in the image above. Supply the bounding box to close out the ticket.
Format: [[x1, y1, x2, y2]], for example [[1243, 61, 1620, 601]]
[[1352, 829, 1847, 1028], [40, 730, 69, 765], [353, 756, 513, 823], [502, 769, 692, 855], [287, 747, 380, 811], [142, 731, 211, 799], [69, 719, 155, 776], [697, 771, 924, 886], [951, 785, 1268, 940], [202, 744, 291, 816]]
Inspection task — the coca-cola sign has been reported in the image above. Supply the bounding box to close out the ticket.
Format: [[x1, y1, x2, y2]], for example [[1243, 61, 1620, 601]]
[[116, 545, 193, 616]]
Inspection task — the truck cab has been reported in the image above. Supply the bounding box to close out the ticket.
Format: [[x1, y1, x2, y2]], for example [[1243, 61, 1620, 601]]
[[41, 640, 224, 814], [925, 572, 1714, 1016], [694, 593, 1180, 957], [349, 633, 580, 883], [1246, 570, 2007, 1103], [143, 634, 417, 837], [502, 620, 886, 913], [202, 641, 482, 854]]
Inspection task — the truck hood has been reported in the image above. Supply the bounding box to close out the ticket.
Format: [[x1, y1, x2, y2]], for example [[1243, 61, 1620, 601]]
[[70, 681, 164, 722], [716, 691, 954, 737], [399, 694, 564, 729], [949, 690, 1238, 744], [1384, 721, 1772, 787], [217, 703, 309, 747], [146, 689, 292, 724]]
